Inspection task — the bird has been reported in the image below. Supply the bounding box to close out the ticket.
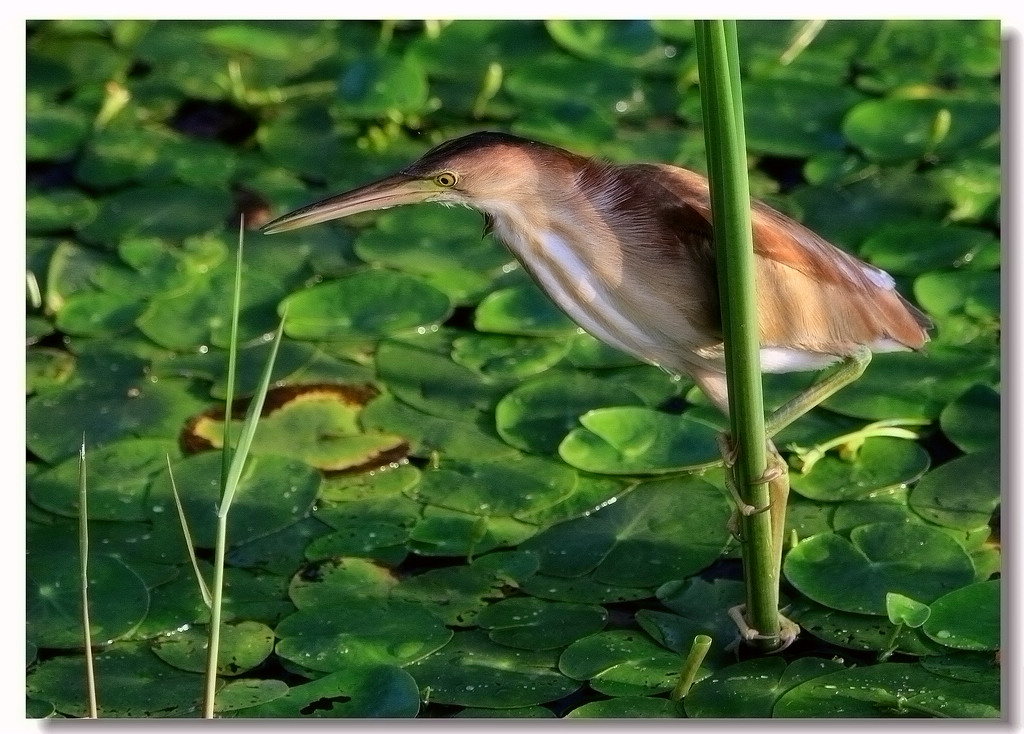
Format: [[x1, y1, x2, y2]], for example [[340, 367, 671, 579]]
[[262, 131, 930, 425], [262, 130, 931, 648]]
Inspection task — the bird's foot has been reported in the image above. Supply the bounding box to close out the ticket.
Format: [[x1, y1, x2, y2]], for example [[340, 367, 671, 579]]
[[718, 434, 786, 519], [727, 605, 800, 652]]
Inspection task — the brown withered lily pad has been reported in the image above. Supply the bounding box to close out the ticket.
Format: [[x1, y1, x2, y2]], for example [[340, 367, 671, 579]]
[[181, 383, 409, 474]]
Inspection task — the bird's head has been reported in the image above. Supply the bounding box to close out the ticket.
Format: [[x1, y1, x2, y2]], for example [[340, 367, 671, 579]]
[[261, 131, 579, 234]]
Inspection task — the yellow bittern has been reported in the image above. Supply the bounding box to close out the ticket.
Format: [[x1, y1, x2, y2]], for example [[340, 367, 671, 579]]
[[262, 131, 931, 643], [263, 131, 929, 419]]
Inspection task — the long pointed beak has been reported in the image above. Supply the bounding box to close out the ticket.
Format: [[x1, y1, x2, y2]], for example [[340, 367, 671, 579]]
[[261, 174, 440, 234]]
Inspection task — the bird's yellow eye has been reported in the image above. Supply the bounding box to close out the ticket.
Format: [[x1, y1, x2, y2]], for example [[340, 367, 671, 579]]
[[433, 172, 458, 187]]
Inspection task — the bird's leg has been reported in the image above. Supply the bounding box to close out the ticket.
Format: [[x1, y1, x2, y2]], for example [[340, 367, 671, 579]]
[[764, 346, 872, 439]]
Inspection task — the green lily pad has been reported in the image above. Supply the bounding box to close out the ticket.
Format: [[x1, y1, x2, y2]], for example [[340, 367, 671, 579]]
[[26, 347, 75, 394], [26, 189, 97, 233], [29, 437, 179, 521], [908, 449, 1000, 530], [790, 437, 931, 502], [26, 642, 206, 718], [476, 597, 607, 650], [353, 205, 510, 302], [214, 679, 290, 714], [148, 451, 320, 548], [914, 269, 999, 319], [361, 394, 517, 461], [26, 369, 208, 464], [451, 334, 569, 379], [288, 556, 397, 608], [886, 592, 931, 628], [336, 53, 430, 119], [79, 185, 233, 245], [495, 372, 644, 455], [407, 506, 538, 557], [559, 407, 721, 474], [520, 476, 730, 587], [27, 104, 90, 160], [27, 551, 150, 649], [151, 621, 275, 675], [224, 664, 420, 718], [860, 223, 1000, 275], [922, 580, 999, 651], [784, 522, 976, 615], [928, 157, 1001, 222], [410, 454, 578, 517], [275, 598, 451, 672], [281, 269, 452, 341], [743, 79, 864, 157], [54, 290, 146, 337], [559, 629, 680, 697], [474, 283, 578, 337], [920, 651, 1000, 683], [406, 629, 581, 708], [376, 339, 508, 419], [519, 573, 652, 604], [788, 596, 946, 656], [843, 97, 999, 163], [319, 463, 420, 502], [939, 384, 1000, 454], [545, 20, 672, 70], [566, 696, 680, 718], [513, 473, 629, 527], [566, 331, 642, 368], [684, 657, 848, 718], [774, 662, 999, 718]]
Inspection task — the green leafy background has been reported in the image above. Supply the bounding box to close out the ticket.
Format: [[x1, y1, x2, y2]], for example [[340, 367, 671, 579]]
[[26, 20, 1000, 719]]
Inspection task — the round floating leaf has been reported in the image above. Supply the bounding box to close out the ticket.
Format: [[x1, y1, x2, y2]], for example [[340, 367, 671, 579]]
[[407, 506, 538, 557], [929, 157, 1000, 222], [559, 407, 720, 475], [784, 522, 976, 615], [27, 104, 90, 160], [886, 592, 931, 628], [860, 223, 1000, 275], [474, 283, 577, 337], [376, 339, 507, 419], [519, 573, 652, 604], [496, 372, 644, 455], [29, 437, 179, 521], [336, 53, 430, 118], [452, 334, 569, 379], [282, 270, 451, 341], [288, 556, 397, 608], [559, 629, 681, 697], [843, 97, 999, 163], [922, 580, 999, 651], [939, 384, 1000, 454], [920, 651, 1000, 683], [214, 679, 290, 714], [26, 347, 75, 395], [566, 696, 680, 718], [684, 657, 789, 718], [545, 20, 671, 69], [788, 596, 945, 656], [27, 370, 208, 465], [361, 394, 516, 461], [353, 206, 510, 301], [454, 705, 556, 718], [743, 79, 863, 157], [406, 629, 581, 708], [476, 597, 607, 650], [151, 621, 275, 675], [148, 452, 320, 548], [27, 189, 97, 233], [224, 665, 420, 718], [566, 331, 641, 368], [186, 383, 407, 473], [914, 269, 999, 319], [275, 598, 451, 673], [54, 290, 146, 337], [27, 552, 149, 649], [822, 348, 997, 421], [79, 185, 233, 244], [319, 463, 420, 502], [27, 642, 206, 718], [908, 449, 999, 530], [411, 455, 577, 517], [774, 662, 999, 718], [790, 437, 930, 502], [520, 476, 730, 587]]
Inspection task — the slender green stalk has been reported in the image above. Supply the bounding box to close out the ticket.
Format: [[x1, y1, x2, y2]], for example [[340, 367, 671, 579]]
[[166, 456, 212, 606], [694, 20, 782, 650], [671, 634, 712, 701], [220, 218, 245, 491], [201, 223, 287, 717], [78, 438, 98, 719]]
